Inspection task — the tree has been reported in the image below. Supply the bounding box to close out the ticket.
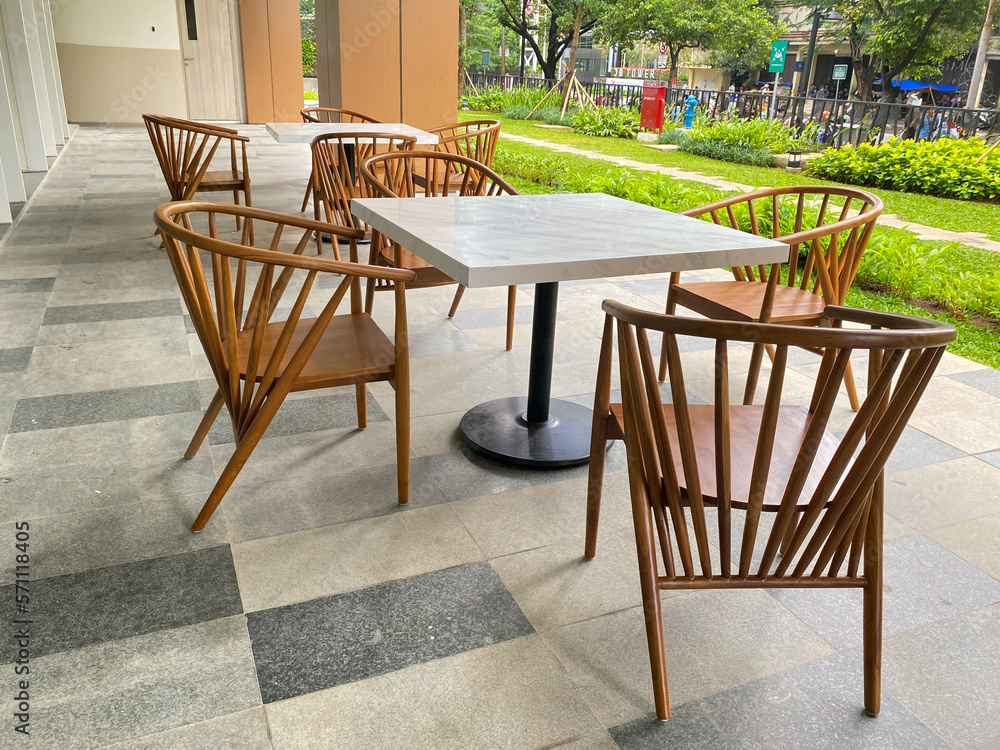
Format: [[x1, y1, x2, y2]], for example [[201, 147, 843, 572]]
[[600, 0, 782, 87], [494, 0, 606, 79], [821, 0, 987, 101]]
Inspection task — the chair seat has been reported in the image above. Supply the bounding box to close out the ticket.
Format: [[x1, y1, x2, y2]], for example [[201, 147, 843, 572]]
[[673, 281, 826, 323], [608, 403, 840, 511], [197, 170, 246, 190], [235, 313, 395, 390], [378, 244, 455, 287]]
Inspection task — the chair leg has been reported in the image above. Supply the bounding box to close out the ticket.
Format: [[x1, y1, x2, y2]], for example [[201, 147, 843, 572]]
[[634, 504, 671, 720], [447, 285, 465, 317], [301, 169, 313, 212], [844, 359, 861, 412], [743, 342, 767, 405], [313, 194, 324, 255], [355, 383, 368, 429], [191, 427, 263, 532], [365, 278, 376, 315], [185, 389, 225, 458], [505, 285, 516, 351], [242, 183, 254, 245], [233, 190, 242, 231], [585, 417, 610, 559], [394, 382, 410, 507], [863, 479, 884, 716], [658, 280, 679, 382]]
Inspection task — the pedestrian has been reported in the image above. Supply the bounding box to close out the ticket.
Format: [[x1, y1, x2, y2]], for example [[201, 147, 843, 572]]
[[916, 107, 939, 141]]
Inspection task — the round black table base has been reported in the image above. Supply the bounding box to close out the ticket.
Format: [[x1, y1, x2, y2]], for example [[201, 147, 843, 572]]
[[460, 396, 593, 467]]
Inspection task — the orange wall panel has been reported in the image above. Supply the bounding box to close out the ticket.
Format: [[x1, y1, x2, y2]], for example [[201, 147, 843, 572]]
[[267, 0, 304, 122], [337, 0, 401, 122], [400, 0, 457, 129], [239, 0, 273, 123]]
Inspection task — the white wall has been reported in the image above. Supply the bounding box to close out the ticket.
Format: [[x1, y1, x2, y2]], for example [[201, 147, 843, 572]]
[[52, 0, 180, 50]]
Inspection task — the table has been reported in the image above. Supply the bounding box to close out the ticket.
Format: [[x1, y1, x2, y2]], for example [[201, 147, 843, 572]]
[[265, 122, 439, 145], [351, 192, 788, 467]]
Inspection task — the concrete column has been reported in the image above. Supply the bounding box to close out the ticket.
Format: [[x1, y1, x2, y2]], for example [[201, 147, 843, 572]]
[[41, 0, 67, 138], [33, 0, 64, 141], [0, 0, 47, 169], [17, 0, 57, 151], [0, 50, 26, 201], [0, 152, 12, 223]]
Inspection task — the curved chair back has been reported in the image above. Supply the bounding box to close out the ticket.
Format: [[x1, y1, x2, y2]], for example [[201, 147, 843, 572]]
[[427, 120, 501, 168], [683, 185, 883, 306], [360, 151, 517, 199], [301, 106, 380, 124]]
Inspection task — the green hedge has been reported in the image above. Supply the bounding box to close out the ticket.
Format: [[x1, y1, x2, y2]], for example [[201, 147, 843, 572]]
[[571, 107, 640, 139], [807, 138, 1000, 201]]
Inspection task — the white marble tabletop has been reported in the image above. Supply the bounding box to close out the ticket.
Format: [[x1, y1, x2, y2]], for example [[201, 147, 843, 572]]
[[351, 193, 789, 288], [265, 122, 439, 145]]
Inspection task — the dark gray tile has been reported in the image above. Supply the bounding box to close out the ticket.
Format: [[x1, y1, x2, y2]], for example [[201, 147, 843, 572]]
[[42, 298, 182, 325], [771, 534, 1000, 651], [948, 368, 1000, 398], [246, 560, 534, 703], [0, 545, 242, 661], [8, 380, 201, 432], [207, 388, 388, 445], [0, 347, 32, 373], [884, 426, 967, 473], [0, 277, 55, 294], [418, 445, 622, 503], [610, 652, 949, 750]]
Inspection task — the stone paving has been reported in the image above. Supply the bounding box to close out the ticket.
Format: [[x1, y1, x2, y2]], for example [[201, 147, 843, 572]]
[[1, 124, 999, 749], [502, 132, 1000, 253]]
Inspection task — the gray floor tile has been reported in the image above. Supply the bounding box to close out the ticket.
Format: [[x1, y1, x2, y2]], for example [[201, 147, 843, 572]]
[[207, 388, 388, 446], [450, 304, 539, 330], [0, 545, 242, 661], [884, 602, 1000, 750], [884, 425, 968, 473], [248, 561, 533, 703], [979, 450, 1000, 469], [610, 652, 948, 750], [0, 276, 55, 294], [42, 298, 182, 325], [96, 708, 271, 750], [401, 329, 481, 358], [772, 534, 1000, 651], [0, 347, 32, 373], [947, 367, 1000, 398], [9, 380, 201, 432], [0, 616, 260, 750]]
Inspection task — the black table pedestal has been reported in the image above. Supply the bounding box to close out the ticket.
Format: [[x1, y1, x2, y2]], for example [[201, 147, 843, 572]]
[[460, 282, 593, 467]]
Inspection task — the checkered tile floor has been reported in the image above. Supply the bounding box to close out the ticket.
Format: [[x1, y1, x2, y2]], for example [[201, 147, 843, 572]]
[[2, 125, 999, 749]]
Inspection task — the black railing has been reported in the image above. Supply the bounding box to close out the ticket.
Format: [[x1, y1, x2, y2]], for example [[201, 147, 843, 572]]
[[466, 73, 1000, 145]]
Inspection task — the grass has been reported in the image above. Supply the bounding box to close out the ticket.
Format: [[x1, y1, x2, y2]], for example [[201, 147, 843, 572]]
[[463, 111, 1000, 242]]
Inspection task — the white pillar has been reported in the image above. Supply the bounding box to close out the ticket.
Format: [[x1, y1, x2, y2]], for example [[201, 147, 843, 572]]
[[40, 0, 66, 137], [0, 50, 26, 202], [0, 152, 12, 223], [0, 0, 48, 169], [32, 0, 62, 143], [17, 0, 56, 152]]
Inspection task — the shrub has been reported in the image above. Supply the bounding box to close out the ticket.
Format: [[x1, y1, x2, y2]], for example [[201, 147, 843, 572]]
[[503, 105, 531, 120], [301, 38, 316, 77], [679, 138, 775, 167], [492, 147, 567, 187], [807, 137, 1000, 201], [462, 85, 549, 113], [658, 127, 687, 146], [534, 106, 576, 126], [685, 117, 817, 155], [571, 107, 640, 139], [303, 90, 318, 101]]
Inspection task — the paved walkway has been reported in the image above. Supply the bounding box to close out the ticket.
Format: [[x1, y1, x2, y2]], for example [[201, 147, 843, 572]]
[[502, 132, 1000, 253]]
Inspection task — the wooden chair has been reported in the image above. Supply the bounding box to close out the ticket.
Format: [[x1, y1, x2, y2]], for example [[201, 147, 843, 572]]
[[154, 201, 416, 532], [143, 114, 253, 243], [660, 186, 884, 409], [310, 131, 416, 252], [587, 301, 954, 721], [414, 120, 502, 188], [359, 151, 520, 351], [300, 106, 380, 211]]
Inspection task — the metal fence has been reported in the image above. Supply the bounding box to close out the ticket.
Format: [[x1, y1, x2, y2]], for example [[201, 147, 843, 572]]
[[466, 73, 1000, 145]]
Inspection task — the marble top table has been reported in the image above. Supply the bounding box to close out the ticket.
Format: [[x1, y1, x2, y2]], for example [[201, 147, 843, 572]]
[[265, 122, 439, 145], [352, 192, 788, 467]]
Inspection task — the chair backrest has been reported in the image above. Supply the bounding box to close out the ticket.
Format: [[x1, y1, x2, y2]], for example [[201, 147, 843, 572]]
[[143, 113, 248, 201], [311, 132, 416, 237], [301, 106, 380, 124], [683, 186, 883, 306], [604, 300, 953, 585], [153, 201, 414, 442], [359, 151, 518, 199], [427, 120, 501, 168]]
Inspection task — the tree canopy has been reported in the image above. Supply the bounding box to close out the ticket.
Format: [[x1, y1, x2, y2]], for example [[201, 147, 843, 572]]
[[494, 0, 607, 79]]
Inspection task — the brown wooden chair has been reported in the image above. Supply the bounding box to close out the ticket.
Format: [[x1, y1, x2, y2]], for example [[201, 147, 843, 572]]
[[143, 114, 253, 243], [359, 151, 519, 351], [413, 119, 502, 189], [660, 186, 884, 410], [300, 106, 381, 211], [154, 201, 415, 532], [310, 131, 416, 252], [587, 301, 954, 721]]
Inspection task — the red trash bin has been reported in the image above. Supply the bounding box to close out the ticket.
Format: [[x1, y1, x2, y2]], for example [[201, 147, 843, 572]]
[[640, 85, 666, 133]]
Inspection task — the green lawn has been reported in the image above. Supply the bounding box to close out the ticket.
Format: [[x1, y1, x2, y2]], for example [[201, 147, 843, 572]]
[[464, 111, 1000, 243]]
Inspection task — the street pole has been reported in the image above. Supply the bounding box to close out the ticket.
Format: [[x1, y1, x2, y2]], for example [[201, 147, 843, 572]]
[[967, 0, 998, 109], [801, 5, 821, 96], [770, 76, 780, 120]]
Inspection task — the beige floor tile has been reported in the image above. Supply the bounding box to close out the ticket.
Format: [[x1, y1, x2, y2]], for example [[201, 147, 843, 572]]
[[908, 378, 1000, 454], [408, 410, 465, 456], [926, 513, 1000, 581], [232, 503, 485, 611], [541, 589, 836, 727], [886, 456, 1000, 531], [265, 635, 603, 750]]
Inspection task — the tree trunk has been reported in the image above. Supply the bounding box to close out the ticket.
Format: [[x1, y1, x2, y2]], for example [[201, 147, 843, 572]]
[[458, 2, 467, 96], [562, 1, 585, 110], [967, 0, 998, 108], [501, 26, 507, 78], [669, 49, 681, 88]]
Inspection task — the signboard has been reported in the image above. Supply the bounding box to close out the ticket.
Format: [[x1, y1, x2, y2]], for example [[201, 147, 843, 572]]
[[524, 0, 534, 16], [832, 64, 848, 80], [658, 41, 668, 55], [768, 40, 788, 74], [794, 60, 805, 73], [481, 50, 491, 67]]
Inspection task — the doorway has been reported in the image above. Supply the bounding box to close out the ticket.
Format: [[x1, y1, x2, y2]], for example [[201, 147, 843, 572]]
[[178, 0, 245, 121]]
